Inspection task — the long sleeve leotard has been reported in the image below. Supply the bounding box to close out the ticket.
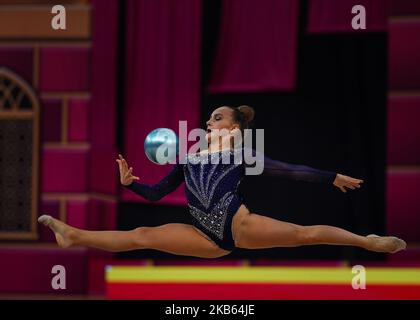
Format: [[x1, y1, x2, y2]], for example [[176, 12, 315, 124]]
[[124, 149, 336, 251]]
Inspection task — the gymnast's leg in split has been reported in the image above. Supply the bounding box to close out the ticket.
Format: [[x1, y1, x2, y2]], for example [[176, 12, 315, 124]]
[[231, 206, 406, 253], [38, 215, 231, 258]]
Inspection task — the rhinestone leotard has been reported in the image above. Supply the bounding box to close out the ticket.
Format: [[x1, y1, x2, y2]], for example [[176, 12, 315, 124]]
[[125, 149, 337, 251]]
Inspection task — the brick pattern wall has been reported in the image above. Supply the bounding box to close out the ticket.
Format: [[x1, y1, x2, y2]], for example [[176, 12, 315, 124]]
[[0, 0, 117, 244]]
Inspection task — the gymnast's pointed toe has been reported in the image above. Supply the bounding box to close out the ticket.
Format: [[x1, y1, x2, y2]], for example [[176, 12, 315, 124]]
[[38, 214, 53, 226]]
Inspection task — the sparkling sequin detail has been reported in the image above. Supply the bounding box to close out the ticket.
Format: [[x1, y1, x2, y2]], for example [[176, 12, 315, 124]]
[[182, 150, 243, 243], [185, 153, 240, 209], [188, 192, 234, 240]]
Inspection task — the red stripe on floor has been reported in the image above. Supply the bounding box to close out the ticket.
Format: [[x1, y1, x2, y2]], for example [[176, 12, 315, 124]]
[[106, 283, 420, 300]]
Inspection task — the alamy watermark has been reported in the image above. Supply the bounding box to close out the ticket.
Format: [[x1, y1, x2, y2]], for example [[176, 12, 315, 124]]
[[351, 265, 366, 289], [51, 4, 368, 32], [51, 5, 66, 30], [352, 5, 367, 30], [150, 121, 265, 175], [51, 265, 66, 290]]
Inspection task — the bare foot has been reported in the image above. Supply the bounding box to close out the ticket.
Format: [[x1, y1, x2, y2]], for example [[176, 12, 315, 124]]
[[38, 215, 76, 248], [366, 234, 407, 253]]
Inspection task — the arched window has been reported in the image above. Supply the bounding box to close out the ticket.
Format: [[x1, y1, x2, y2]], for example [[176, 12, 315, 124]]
[[0, 67, 39, 240]]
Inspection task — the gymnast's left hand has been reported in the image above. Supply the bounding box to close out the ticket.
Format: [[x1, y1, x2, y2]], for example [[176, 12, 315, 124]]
[[333, 174, 363, 193]]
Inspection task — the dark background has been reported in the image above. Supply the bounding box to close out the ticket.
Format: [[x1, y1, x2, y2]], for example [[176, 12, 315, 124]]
[[117, 0, 387, 261]]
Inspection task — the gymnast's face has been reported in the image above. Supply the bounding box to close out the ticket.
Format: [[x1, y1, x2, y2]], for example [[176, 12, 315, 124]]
[[205, 107, 239, 142]]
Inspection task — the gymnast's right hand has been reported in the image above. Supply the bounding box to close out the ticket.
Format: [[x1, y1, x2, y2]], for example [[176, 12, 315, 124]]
[[116, 154, 140, 186]]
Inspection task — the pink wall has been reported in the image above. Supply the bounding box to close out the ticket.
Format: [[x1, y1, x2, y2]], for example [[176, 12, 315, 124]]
[[386, 6, 420, 242], [0, 1, 120, 295]]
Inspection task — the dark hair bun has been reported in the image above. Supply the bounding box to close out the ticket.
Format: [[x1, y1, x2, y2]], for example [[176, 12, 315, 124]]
[[237, 105, 255, 124]]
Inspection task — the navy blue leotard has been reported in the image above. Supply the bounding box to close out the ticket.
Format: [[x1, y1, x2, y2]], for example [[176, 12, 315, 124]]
[[124, 149, 336, 251]]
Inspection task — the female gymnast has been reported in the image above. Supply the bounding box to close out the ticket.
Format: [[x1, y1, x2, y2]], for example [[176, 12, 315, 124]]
[[38, 106, 406, 258]]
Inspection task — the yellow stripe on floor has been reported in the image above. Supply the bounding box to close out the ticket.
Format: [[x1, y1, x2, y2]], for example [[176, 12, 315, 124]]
[[106, 266, 420, 285]]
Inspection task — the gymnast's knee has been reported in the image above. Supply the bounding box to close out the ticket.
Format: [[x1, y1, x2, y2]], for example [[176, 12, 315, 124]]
[[296, 226, 318, 245], [131, 227, 150, 249]]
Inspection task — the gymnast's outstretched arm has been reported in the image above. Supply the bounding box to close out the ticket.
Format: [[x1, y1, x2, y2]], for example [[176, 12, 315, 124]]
[[248, 150, 363, 192], [116, 154, 185, 201]]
